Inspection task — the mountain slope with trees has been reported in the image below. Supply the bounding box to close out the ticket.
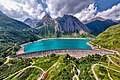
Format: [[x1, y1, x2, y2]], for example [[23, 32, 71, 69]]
[[0, 15, 39, 58], [91, 24, 120, 52], [85, 19, 119, 35]]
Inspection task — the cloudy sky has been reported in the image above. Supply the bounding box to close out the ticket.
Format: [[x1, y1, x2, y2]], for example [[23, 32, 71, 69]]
[[0, 0, 120, 21]]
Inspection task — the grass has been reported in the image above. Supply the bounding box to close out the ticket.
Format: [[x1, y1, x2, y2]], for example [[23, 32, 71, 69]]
[[23, 68, 42, 80], [32, 54, 59, 71], [1, 53, 119, 80], [95, 65, 110, 80], [92, 24, 120, 52], [91, 24, 120, 80], [109, 55, 120, 66], [0, 58, 32, 79], [94, 54, 120, 80], [9, 68, 42, 80], [109, 69, 120, 80]]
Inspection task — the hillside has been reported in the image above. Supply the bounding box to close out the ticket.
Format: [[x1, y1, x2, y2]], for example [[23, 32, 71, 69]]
[[91, 24, 120, 52], [91, 24, 120, 79], [0, 16, 39, 58], [0, 54, 102, 80], [23, 18, 43, 28], [86, 19, 119, 35], [1, 53, 120, 80]]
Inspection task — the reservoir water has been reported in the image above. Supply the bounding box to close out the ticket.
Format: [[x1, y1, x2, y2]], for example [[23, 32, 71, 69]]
[[24, 39, 92, 53]]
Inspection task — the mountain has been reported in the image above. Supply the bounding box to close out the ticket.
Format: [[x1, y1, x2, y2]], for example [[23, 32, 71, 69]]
[[34, 14, 60, 37], [23, 18, 43, 28], [0, 11, 7, 17], [24, 14, 91, 37], [91, 24, 120, 52], [39, 14, 56, 28], [83, 17, 105, 24], [56, 15, 90, 34], [41, 13, 52, 24], [0, 14, 39, 57], [85, 18, 119, 35], [23, 18, 33, 27], [23, 14, 53, 28], [0, 17, 30, 30], [34, 14, 91, 37]]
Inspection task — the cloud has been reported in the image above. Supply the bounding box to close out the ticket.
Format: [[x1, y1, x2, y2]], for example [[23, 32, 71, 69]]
[[44, 0, 94, 18], [45, 0, 120, 21], [74, 3, 120, 22], [0, 0, 44, 21], [74, 4, 97, 22], [96, 3, 120, 20], [0, 0, 119, 21]]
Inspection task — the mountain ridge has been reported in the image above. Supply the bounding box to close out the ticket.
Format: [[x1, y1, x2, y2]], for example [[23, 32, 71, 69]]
[[0, 11, 7, 17], [0, 13, 39, 57], [24, 14, 90, 35], [25, 14, 91, 37], [85, 19, 119, 35]]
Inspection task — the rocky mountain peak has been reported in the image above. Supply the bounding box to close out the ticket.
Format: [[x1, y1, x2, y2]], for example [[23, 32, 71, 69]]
[[56, 15, 90, 33], [24, 18, 32, 22], [41, 14, 52, 23], [43, 13, 51, 19], [23, 18, 41, 28]]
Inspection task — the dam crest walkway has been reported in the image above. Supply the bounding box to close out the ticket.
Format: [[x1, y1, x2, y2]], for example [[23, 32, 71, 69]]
[[10, 49, 113, 58]]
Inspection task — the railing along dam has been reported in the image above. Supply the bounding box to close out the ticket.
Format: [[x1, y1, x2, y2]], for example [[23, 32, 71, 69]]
[[9, 49, 113, 58]]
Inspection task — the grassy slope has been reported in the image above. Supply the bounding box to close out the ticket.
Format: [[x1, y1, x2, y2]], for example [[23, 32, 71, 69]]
[[92, 24, 120, 52], [0, 54, 103, 80], [0, 58, 32, 79], [35, 24, 95, 38], [1, 54, 120, 80], [91, 24, 120, 80], [0, 16, 39, 58], [94, 54, 120, 80]]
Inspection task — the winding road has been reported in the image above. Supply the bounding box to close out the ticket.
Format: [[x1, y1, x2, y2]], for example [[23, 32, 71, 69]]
[[73, 74, 79, 80], [107, 55, 120, 68], [92, 53, 120, 80], [15, 66, 44, 78], [4, 65, 44, 80]]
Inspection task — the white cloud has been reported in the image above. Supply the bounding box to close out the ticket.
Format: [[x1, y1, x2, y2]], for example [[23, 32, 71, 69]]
[[0, 0, 119, 21], [44, 0, 94, 18], [74, 3, 120, 22], [0, 0, 44, 21], [96, 3, 120, 20], [74, 4, 97, 22]]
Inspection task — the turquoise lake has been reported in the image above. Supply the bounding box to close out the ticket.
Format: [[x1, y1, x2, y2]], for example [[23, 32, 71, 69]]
[[24, 39, 92, 53]]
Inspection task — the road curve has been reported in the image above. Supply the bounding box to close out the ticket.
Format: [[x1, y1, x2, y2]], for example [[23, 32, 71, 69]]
[[4, 66, 44, 80], [15, 66, 44, 78], [92, 64, 99, 80], [92, 64, 120, 80], [107, 55, 120, 68], [73, 74, 79, 80]]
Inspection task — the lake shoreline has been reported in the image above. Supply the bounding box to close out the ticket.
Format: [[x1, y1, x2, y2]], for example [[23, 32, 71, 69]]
[[16, 38, 94, 55], [87, 42, 95, 49]]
